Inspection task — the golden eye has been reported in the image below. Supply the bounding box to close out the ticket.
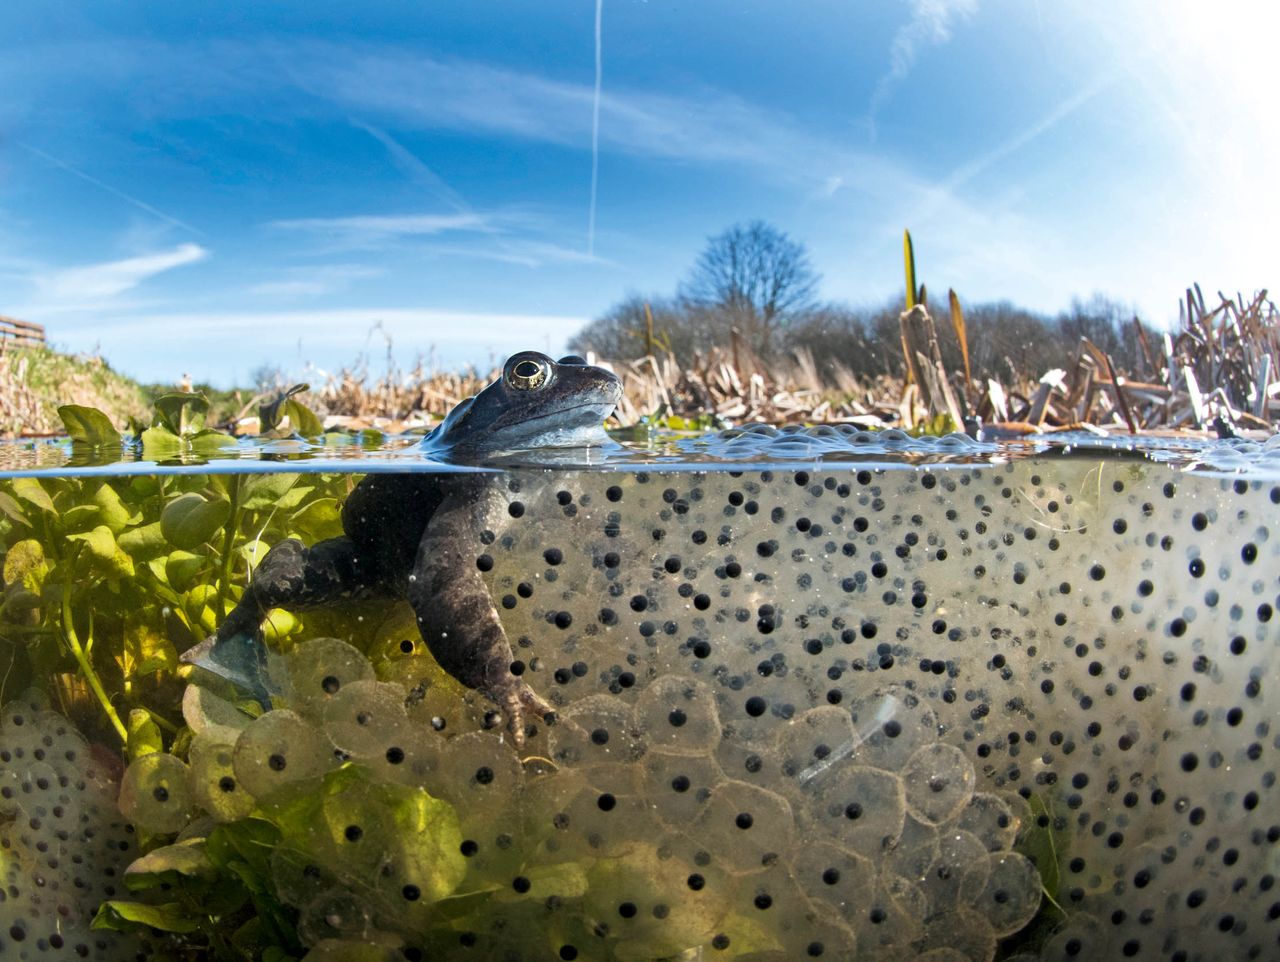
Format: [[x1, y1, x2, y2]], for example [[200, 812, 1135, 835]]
[[508, 358, 548, 390]]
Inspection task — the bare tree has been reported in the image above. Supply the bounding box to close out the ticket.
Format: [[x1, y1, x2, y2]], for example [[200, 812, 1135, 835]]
[[568, 295, 706, 361], [679, 221, 819, 356]]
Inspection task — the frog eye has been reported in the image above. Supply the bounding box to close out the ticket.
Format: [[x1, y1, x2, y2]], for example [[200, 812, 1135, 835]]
[[558, 354, 587, 366], [508, 357, 550, 391]]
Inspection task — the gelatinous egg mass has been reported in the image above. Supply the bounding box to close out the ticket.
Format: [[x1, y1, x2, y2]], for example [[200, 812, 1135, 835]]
[[44, 456, 1280, 960], [0, 692, 160, 961]]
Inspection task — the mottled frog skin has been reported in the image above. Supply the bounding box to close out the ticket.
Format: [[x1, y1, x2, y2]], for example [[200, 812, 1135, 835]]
[[181, 352, 621, 743]]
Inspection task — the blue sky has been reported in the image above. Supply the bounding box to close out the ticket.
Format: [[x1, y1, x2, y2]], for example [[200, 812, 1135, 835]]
[[0, 1, 1275, 387]]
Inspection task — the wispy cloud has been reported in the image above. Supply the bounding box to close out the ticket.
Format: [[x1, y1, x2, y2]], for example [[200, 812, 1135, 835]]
[[350, 121, 474, 214], [869, 0, 978, 132], [246, 264, 383, 299], [267, 212, 493, 245], [33, 243, 208, 306], [18, 142, 204, 236]]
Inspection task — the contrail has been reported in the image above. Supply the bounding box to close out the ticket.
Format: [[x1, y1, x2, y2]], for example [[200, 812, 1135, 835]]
[[18, 142, 204, 236], [587, 0, 603, 257]]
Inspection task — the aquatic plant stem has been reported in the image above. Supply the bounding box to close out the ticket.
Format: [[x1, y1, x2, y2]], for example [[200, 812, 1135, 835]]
[[216, 477, 242, 619], [60, 572, 127, 744]]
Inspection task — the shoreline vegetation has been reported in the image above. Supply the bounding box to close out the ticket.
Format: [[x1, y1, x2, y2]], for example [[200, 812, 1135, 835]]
[[3, 287, 1274, 442], [3, 229, 1276, 440]]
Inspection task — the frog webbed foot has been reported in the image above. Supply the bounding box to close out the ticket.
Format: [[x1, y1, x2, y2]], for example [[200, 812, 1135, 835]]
[[496, 680, 577, 749]]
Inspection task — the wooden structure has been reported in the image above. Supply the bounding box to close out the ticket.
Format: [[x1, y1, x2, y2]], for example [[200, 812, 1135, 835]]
[[0, 315, 45, 349]]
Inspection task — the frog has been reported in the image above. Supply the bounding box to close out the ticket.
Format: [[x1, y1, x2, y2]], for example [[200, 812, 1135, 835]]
[[180, 351, 623, 746]]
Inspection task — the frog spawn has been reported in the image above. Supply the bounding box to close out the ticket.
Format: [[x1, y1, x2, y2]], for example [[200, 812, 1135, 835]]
[[476, 461, 1280, 959], [96, 457, 1280, 959], [0, 692, 159, 961]]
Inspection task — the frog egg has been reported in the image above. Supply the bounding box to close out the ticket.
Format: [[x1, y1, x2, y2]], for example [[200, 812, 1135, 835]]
[[801, 763, 905, 858], [633, 676, 721, 756], [433, 731, 524, 829], [772, 705, 858, 793], [182, 682, 253, 743], [582, 845, 728, 960], [974, 851, 1042, 937], [0, 701, 155, 961], [691, 779, 796, 876], [881, 814, 939, 882], [544, 767, 658, 861], [901, 743, 976, 825], [913, 908, 997, 962], [322, 679, 411, 759], [856, 873, 928, 958], [187, 732, 255, 823], [232, 708, 338, 801], [639, 751, 724, 829], [790, 844, 876, 925], [845, 690, 941, 772], [950, 792, 1018, 853], [297, 886, 374, 946], [919, 829, 991, 915], [1037, 913, 1111, 961], [402, 674, 486, 741], [117, 751, 193, 834], [270, 846, 334, 911], [916, 950, 982, 962], [285, 637, 376, 721], [725, 861, 817, 947], [547, 694, 646, 771], [301, 938, 404, 962]]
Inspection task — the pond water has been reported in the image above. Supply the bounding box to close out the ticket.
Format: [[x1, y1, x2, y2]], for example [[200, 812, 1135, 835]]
[[1, 430, 1278, 961]]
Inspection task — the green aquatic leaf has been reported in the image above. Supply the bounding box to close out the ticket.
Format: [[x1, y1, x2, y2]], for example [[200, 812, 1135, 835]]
[[241, 473, 303, 512], [153, 392, 209, 437], [1017, 792, 1068, 907], [259, 383, 311, 432], [3, 539, 47, 592], [288, 497, 344, 542], [67, 524, 135, 578], [0, 490, 28, 526], [119, 522, 169, 559], [165, 549, 207, 591], [284, 398, 324, 438], [121, 620, 177, 678], [161, 493, 232, 550], [61, 503, 102, 533], [92, 899, 201, 934], [124, 839, 215, 890], [90, 480, 135, 533], [9, 477, 55, 514], [57, 403, 121, 447], [140, 426, 182, 462], [261, 608, 300, 643], [127, 708, 164, 760], [189, 430, 236, 458]]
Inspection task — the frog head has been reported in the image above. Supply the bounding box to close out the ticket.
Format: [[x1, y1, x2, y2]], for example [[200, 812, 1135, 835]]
[[424, 352, 623, 459]]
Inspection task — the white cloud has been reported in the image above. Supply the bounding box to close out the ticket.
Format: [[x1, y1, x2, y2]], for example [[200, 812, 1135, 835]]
[[32, 243, 208, 305], [246, 264, 383, 299], [267, 212, 492, 244], [869, 0, 978, 128]]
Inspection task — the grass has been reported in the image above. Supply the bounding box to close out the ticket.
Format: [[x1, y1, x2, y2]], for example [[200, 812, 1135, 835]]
[[0, 345, 150, 438]]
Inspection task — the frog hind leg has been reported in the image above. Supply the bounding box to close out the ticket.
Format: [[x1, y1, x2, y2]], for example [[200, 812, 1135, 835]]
[[181, 535, 390, 704], [407, 498, 558, 749]]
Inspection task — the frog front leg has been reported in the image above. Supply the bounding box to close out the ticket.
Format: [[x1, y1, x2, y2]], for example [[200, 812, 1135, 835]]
[[182, 534, 391, 703], [407, 489, 558, 748]]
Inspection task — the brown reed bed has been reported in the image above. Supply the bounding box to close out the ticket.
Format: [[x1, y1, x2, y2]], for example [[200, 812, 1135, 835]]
[[302, 287, 1279, 438]]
